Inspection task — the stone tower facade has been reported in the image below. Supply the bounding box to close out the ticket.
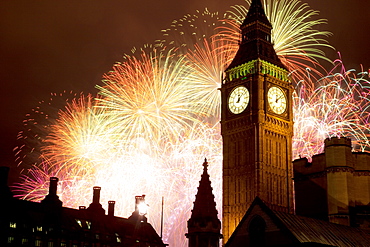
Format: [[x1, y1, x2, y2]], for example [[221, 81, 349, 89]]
[[186, 159, 222, 247], [220, 0, 294, 242], [294, 136, 370, 229]]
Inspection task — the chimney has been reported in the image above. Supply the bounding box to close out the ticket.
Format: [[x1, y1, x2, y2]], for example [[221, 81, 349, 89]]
[[41, 177, 62, 207], [129, 195, 148, 222], [135, 195, 146, 213], [87, 186, 105, 215], [108, 201, 115, 217], [49, 177, 58, 196], [93, 186, 101, 204], [0, 166, 13, 199]]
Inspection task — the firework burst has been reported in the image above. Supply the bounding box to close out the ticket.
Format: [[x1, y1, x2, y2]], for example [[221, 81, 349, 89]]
[[13, 1, 360, 247], [184, 36, 236, 119], [221, 0, 333, 81], [160, 8, 224, 50], [96, 46, 209, 144], [41, 94, 113, 176], [14, 91, 83, 169], [293, 59, 370, 159]]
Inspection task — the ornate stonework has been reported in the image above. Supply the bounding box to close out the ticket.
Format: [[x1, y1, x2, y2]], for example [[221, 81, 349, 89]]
[[220, 0, 294, 243]]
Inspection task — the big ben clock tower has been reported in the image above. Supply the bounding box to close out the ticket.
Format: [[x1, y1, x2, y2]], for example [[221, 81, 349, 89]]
[[220, 0, 294, 242]]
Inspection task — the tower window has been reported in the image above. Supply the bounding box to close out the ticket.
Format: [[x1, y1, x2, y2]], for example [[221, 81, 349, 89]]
[[9, 222, 16, 228], [76, 219, 83, 227], [266, 34, 271, 42], [35, 239, 42, 247], [115, 233, 121, 243], [22, 238, 28, 245], [249, 216, 266, 246], [8, 236, 15, 243], [243, 34, 250, 42]]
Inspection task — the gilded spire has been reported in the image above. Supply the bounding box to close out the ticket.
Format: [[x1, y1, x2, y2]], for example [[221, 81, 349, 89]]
[[226, 0, 286, 71], [242, 0, 271, 28]]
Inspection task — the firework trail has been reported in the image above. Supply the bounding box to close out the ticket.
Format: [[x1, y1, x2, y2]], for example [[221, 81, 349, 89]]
[[160, 9, 233, 120], [95, 46, 208, 144], [14, 91, 83, 169], [293, 58, 370, 160], [15, 94, 114, 207], [221, 0, 333, 81], [14, 47, 223, 247], [13, 1, 362, 247], [95, 46, 223, 245], [160, 0, 333, 119], [182, 36, 235, 120], [41, 94, 114, 176], [160, 8, 225, 50]]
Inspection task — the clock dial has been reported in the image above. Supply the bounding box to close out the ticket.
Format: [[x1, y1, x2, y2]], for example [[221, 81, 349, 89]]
[[228, 86, 250, 114], [267, 86, 287, 114]]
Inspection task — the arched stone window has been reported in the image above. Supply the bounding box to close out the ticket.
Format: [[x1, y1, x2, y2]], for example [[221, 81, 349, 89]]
[[249, 215, 266, 246]]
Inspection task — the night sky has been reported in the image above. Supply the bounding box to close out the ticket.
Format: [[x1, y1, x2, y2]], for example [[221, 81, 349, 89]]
[[0, 0, 369, 178]]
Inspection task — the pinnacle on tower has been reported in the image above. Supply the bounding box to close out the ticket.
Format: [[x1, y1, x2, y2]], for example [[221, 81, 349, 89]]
[[190, 158, 218, 219], [186, 158, 222, 247], [242, 0, 271, 28], [227, 0, 286, 70]]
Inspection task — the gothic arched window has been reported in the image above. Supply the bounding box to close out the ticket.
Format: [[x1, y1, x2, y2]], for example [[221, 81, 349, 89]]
[[249, 215, 266, 247]]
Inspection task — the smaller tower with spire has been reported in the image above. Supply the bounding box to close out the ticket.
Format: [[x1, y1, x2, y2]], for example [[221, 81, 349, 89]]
[[186, 159, 222, 247]]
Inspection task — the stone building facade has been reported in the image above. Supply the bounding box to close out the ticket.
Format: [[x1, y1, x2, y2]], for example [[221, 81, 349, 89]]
[[294, 136, 370, 229]]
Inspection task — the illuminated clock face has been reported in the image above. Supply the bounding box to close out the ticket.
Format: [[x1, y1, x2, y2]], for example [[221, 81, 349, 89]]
[[267, 86, 287, 114], [228, 86, 250, 114]]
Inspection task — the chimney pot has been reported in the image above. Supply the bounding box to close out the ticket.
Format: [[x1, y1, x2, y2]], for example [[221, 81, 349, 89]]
[[41, 177, 62, 206], [87, 186, 105, 214], [108, 201, 115, 216], [92, 186, 101, 204], [49, 177, 59, 196]]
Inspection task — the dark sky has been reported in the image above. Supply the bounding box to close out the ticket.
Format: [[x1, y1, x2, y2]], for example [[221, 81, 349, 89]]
[[0, 0, 369, 174]]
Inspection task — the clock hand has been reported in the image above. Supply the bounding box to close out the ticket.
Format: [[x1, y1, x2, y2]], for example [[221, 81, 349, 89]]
[[236, 95, 241, 103], [276, 94, 283, 103]]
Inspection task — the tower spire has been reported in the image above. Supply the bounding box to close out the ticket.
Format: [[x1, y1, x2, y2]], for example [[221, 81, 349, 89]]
[[227, 0, 285, 71], [186, 159, 222, 247], [242, 0, 270, 27], [221, 0, 293, 243]]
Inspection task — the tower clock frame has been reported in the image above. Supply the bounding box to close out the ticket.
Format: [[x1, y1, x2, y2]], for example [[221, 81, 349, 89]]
[[220, 0, 294, 242]]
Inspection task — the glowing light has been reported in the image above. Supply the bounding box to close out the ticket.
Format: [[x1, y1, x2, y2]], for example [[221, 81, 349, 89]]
[[136, 195, 149, 216]]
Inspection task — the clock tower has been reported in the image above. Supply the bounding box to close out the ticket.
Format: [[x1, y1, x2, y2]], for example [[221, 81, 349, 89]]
[[220, 0, 294, 242]]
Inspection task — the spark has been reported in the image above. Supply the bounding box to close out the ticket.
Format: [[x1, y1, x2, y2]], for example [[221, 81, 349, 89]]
[[221, 0, 333, 81], [293, 59, 370, 159], [95, 46, 207, 144]]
